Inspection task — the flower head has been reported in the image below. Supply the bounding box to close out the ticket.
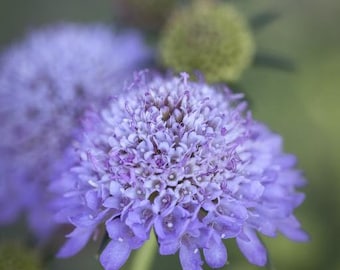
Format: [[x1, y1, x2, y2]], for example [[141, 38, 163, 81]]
[[0, 23, 150, 238], [159, 0, 255, 83], [52, 72, 307, 269]]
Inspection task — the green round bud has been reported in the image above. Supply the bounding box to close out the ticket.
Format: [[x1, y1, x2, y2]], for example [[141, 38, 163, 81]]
[[0, 242, 42, 270], [113, 0, 178, 34], [159, 0, 255, 83]]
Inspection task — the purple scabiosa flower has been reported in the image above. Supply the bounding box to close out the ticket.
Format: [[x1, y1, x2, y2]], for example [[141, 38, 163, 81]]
[[0, 23, 150, 239], [51, 72, 307, 269]]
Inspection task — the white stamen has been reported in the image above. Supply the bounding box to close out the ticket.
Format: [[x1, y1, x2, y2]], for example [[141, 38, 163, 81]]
[[88, 180, 98, 188], [167, 222, 174, 228]]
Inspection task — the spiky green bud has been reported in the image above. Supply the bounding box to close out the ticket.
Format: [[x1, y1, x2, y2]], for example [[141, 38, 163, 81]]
[[159, 0, 255, 82], [0, 243, 42, 270]]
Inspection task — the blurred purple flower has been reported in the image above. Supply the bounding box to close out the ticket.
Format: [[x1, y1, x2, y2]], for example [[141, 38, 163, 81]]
[[0, 23, 150, 239], [51, 72, 307, 269]]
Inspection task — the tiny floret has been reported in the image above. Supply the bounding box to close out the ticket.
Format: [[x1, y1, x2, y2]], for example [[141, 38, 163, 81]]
[[52, 72, 307, 270]]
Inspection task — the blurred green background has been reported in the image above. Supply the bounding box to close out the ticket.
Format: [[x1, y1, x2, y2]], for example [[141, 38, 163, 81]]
[[0, 0, 339, 269]]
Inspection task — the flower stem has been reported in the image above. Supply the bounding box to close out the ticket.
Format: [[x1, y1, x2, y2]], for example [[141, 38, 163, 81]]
[[265, 255, 276, 270], [131, 230, 157, 270], [258, 235, 276, 270]]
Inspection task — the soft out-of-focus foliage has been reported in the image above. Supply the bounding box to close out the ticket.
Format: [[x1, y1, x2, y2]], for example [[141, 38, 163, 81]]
[[0, 0, 339, 269], [112, 0, 178, 34], [0, 242, 42, 270]]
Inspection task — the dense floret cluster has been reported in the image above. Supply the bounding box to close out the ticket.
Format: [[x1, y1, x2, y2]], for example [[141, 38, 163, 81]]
[[52, 72, 307, 270]]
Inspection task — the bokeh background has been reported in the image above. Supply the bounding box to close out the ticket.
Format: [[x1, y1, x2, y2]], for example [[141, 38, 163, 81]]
[[0, 0, 339, 269]]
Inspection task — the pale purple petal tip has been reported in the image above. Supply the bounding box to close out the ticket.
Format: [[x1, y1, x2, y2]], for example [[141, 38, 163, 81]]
[[100, 240, 131, 270], [57, 227, 94, 258], [179, 240, 203, 270], [236, 228, 267, 266], [203, 237, 227, 268]]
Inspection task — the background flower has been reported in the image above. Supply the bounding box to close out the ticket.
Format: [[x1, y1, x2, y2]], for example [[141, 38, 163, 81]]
[[159, 0, 255, 83], [0, 23, 150, 239], [52, 72, 306, 270]]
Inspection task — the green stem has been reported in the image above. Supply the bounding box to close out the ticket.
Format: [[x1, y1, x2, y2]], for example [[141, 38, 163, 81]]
[[258, 235, 276, 270], [265, 254, 276, 270], [131, 230, 157, 270]]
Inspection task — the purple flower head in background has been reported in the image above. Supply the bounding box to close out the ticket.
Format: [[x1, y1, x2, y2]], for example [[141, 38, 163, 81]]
[[0, 23, 150, 239], [51, 72, 308, 269]]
